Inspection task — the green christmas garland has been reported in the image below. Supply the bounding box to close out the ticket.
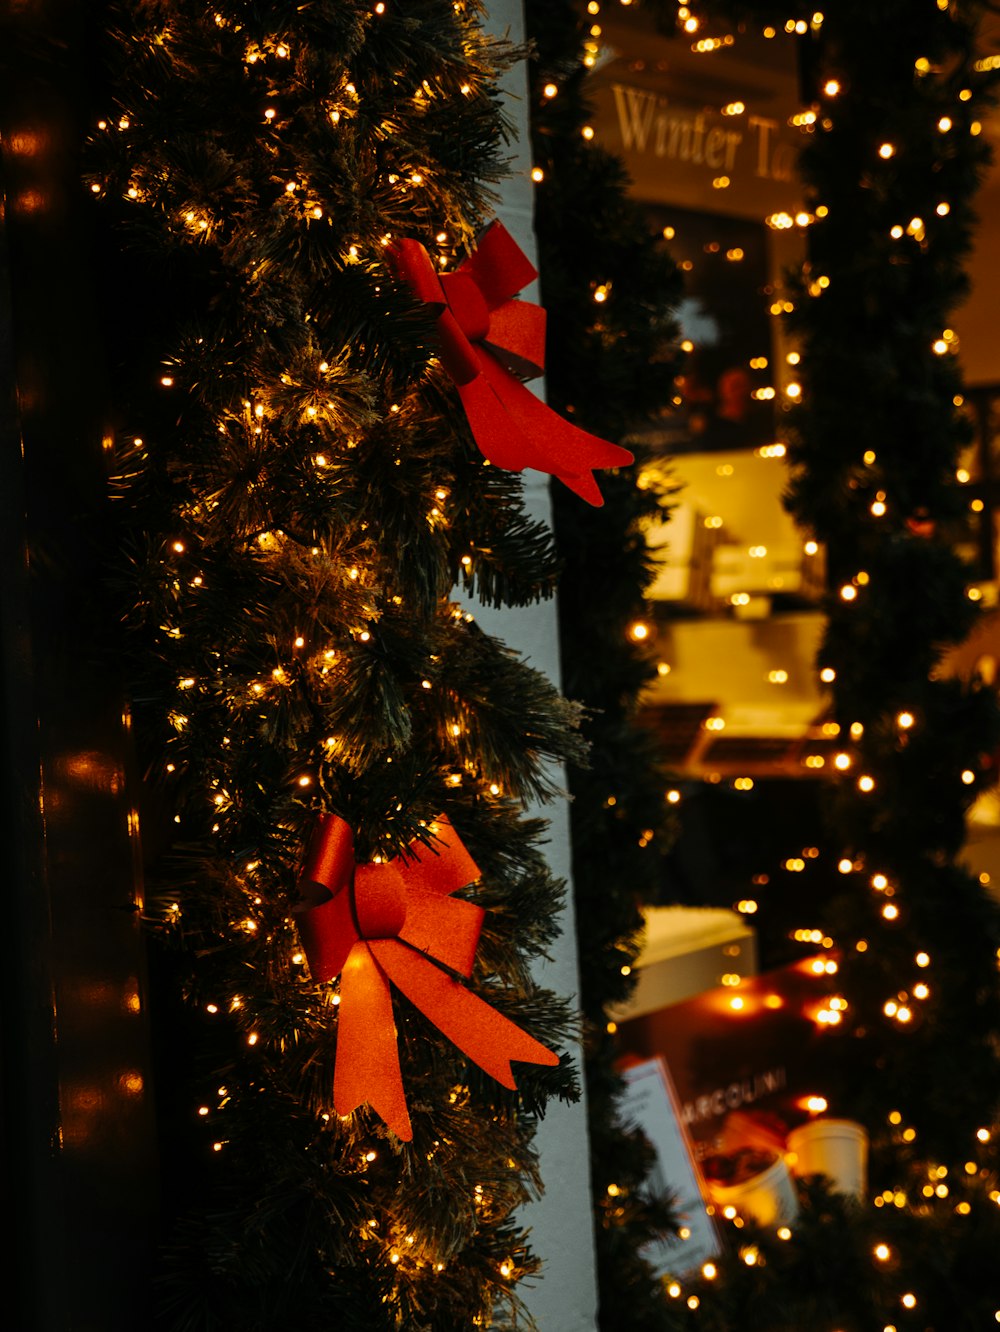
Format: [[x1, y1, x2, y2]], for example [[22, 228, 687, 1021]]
[[91, 3, 587, 1327]]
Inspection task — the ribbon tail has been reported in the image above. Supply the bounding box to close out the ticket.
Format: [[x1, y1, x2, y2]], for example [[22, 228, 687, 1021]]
[[334, 943, 413, 1141], [476, 352, 633, 506], [457, 374, 539, 474], [373, 941, 559, 1089], [437, 307, 482, 386], [552, 466, 607, 508]]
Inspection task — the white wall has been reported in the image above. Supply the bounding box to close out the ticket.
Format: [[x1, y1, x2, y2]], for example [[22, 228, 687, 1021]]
[[469, 4, 600, 1328]]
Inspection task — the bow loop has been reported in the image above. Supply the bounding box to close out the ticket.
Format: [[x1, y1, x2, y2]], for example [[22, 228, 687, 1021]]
[[389, 237, 446, 311], [461, 218, 538, 308], [299, 810, 355, 903], [485, 300, 546, 379]]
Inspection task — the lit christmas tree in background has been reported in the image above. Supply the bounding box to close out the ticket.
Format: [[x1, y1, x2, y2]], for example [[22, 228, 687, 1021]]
[[529, 1, 1000, 1328]]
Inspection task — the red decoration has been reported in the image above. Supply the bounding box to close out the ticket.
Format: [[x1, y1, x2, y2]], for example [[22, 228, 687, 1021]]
[[390, 220, 632, 506], [905, 509, 936, 539], [295, 812, 559, 1141]]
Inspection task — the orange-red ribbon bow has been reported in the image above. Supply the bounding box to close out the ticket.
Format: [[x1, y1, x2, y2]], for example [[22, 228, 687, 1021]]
[[295, 812, 559, 1141], [390, 220, 632, 506]]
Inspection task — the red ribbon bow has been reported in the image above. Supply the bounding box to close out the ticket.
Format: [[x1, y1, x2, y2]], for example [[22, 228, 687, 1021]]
[[295, 812, 559, 1141], [390, 220, 632, 506]]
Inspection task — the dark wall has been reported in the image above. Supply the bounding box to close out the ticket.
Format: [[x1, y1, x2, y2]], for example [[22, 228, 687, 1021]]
[[0, 4, 158, 1328]]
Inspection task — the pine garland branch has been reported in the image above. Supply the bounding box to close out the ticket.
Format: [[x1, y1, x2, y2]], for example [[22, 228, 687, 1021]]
[[92, 2, 583, 1326]]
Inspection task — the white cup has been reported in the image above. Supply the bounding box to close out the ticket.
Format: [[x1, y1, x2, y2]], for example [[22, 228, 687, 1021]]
[[786, 1118, 868, 1199], [707, 1154, 799, 1226]]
